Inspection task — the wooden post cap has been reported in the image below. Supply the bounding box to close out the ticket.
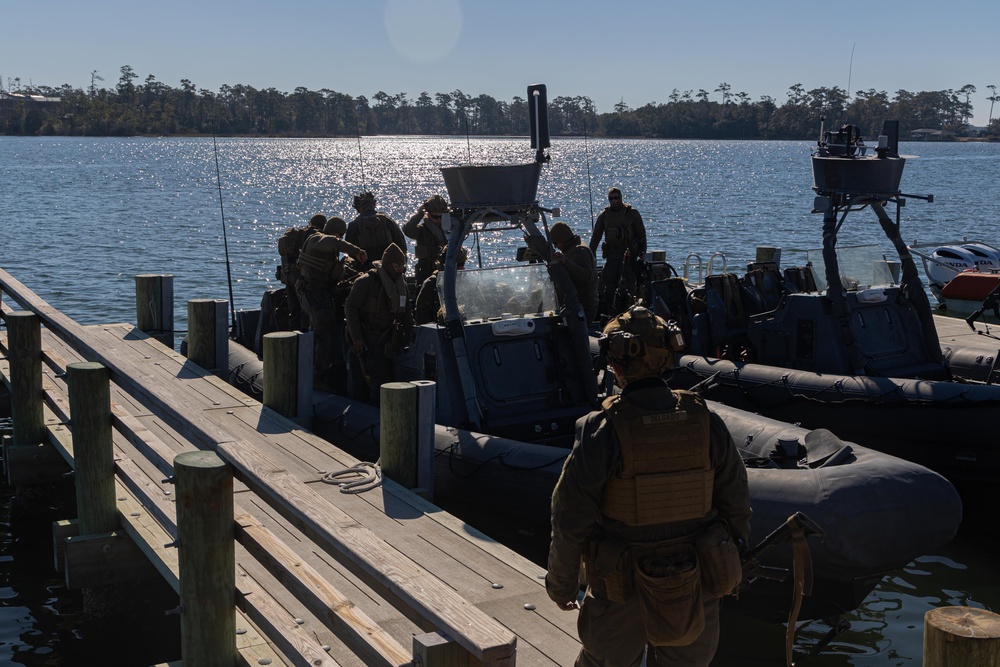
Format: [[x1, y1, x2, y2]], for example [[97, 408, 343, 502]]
[[924, 606, 1000, 666]]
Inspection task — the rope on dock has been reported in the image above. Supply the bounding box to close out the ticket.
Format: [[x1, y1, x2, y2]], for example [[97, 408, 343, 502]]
[[321, 461, 383, 494]]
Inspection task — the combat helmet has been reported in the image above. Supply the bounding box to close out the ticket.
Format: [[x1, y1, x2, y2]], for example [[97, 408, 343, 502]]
[[600, 305, 684, 383], [324, 216, 347, 238], [423, 194, 449, 215], [353, 191, 376, 212]]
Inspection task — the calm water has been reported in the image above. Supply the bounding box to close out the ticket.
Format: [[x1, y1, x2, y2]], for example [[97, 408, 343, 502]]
[[2, 136, 999, 665]]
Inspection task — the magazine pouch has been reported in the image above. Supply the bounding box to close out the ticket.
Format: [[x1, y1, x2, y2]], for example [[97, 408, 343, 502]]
[[694, 521, 743, 598], [633, 541, 704, 646]]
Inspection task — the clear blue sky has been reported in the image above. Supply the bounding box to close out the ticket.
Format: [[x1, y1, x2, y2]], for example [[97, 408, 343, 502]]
[[6, 0, 999, 125]]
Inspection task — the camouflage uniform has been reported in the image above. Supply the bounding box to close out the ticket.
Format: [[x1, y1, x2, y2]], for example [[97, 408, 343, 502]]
[[344, 245, 413, 405], [589, 190, 646, 319], [546, 307, 751, 667], [403, 195, 450, 285], [345, 192, 406, 272], [296, 231, 364, 390], [551, 225, 599, 323]]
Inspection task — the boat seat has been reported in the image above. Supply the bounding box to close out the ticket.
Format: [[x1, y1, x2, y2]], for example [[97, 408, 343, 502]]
[[744, 262, 785, 313], [783, 266, 818, 293], [702, 273, 757, 358], [649, 277, 693, 345]]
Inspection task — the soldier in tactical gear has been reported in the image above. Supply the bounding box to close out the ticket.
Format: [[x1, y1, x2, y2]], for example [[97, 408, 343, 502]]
[[546, 306, 751, 667], [414, 246, 467, 325], [278, 213, 327, 330], [345, 191, 407, 272], [549, 221, 600, 323], [344, 243, 413, 405], [589, 188, 647, 320], [403, 194, 451, 285], [296, 217, 367, 392]]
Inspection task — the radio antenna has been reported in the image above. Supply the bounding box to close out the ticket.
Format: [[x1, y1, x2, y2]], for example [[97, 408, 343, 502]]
[[211, 100, 237, 330]]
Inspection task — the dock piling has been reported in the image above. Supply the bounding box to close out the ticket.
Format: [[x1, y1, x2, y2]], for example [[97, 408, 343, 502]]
[[262, 330, 313, 428], [755, 246, 782, 267], [135, 274, 174, 349], [6, 311, 44, 449], [174, 450, 237, 666], [924, 606, 1000, 666], [187, 298, 229, 373], [381, 382, 418, 489], [68, 362, 116, 534], [411, 380, 437, 500]]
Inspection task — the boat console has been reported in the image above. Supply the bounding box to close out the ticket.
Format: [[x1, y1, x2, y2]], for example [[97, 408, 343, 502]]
[[394, 84, 599, 444]]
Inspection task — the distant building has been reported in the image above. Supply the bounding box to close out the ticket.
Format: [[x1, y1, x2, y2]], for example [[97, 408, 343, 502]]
[[910, 128, 957, 141], [0, 92, 61, 120]]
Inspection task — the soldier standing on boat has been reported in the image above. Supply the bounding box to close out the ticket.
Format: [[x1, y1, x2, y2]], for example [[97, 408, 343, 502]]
[[344, 243, 413, 405], [546, 305, 751, 667], [589, 188, 647, 320], [403, 194, 451, 285], [345, 191, 407, 272], [296, 217, 367, 392], [548, 221, 600, 323], [278, 213, 327, 330], [414, 246, 467, 325]]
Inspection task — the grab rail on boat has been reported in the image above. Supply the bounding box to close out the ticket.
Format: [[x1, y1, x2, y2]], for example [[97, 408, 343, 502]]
[[708, 251, 728, 276], [683, 253, 704, 286]]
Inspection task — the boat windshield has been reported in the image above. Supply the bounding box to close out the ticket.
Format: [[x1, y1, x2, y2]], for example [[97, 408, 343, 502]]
[[806, 244, 899, 292], [442, 264, 558, 320]]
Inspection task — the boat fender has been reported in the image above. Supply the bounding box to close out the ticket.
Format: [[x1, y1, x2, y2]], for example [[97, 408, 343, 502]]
[[856, 288, 887, 304], [491, 318, 535, 336]]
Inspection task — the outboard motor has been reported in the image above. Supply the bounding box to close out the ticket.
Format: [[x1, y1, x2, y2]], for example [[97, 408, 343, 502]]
[[927, 245, 977, 287], [961, 243, 1000, 271]]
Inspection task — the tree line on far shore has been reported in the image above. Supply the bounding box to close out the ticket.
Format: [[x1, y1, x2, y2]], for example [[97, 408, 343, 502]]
[[3, 66, 999, 140]]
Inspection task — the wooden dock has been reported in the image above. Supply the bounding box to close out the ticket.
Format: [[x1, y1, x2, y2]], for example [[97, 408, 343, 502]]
[[0, 268, 581, 667]]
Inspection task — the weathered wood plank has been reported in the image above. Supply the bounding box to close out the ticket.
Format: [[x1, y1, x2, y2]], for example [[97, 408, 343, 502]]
[[235, 564, 345, 667], [217, 441, 516, 666], [236, 512, 412, 667]]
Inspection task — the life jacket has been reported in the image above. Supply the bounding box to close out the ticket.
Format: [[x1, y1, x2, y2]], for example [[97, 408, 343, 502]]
[[600, 388, 713, 526], [602, 205, 636, 255]]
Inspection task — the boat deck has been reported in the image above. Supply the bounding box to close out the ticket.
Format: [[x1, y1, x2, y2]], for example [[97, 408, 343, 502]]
[[0, 270, 581, 666]]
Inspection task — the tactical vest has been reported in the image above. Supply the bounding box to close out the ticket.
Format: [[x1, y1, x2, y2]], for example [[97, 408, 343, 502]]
[[355, 213, 395, 253], [600, 389, 713, 526], [413, 222, 446, 261], [602, 206, 635, 255], [297, 233, 341, 286], [278, 226, 316, 278]]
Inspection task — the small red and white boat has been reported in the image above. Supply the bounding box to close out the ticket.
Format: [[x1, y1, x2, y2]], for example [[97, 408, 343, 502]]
[[909, 240, 1000, 317]]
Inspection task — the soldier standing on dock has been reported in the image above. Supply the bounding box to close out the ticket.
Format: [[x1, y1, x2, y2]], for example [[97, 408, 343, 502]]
[[546, 306, 751, 667]]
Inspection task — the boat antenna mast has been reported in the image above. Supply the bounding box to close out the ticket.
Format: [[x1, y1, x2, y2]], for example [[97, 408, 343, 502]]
[[211, 99, 237, 331], [528, 84, 551, 165]]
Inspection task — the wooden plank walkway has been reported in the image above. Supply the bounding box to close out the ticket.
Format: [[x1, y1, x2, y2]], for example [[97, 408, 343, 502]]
[[0, 272, 581, 666]]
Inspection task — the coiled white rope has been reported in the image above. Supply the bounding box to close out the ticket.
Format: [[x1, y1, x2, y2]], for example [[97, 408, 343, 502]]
[[321, 461, 382, 494]]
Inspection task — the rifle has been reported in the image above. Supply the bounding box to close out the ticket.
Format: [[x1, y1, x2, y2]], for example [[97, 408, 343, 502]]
[[740, 512, 825, 667], [740, 511, 824, 590], [965, 281, 1000, 330]]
